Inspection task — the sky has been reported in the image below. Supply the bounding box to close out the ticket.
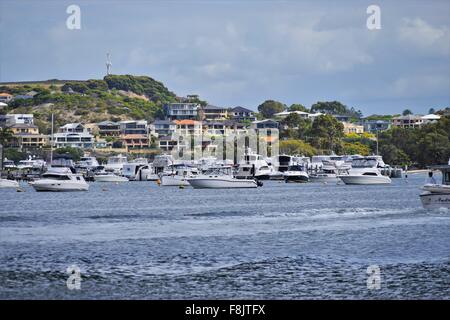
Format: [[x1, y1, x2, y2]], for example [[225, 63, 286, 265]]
[[0, 0, 449, 115]]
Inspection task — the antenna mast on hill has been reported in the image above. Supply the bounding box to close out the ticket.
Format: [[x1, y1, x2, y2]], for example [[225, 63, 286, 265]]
[[106, 53, 112, 75]]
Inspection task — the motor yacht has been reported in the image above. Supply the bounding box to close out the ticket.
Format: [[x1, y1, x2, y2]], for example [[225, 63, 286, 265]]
[[0, 178, 19, 189], [283, 164, 309, 183], [30, 167, 89, 191], [105, 154, 128, 174], [338, 157, 391, 185], [235, 150, 272, 180], [420, 162, 450, 209], [160, 164, 199, 186], [188, 166, 259, 189]]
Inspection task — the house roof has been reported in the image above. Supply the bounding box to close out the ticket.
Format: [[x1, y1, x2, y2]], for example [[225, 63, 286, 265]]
[[203, 104, 225, 111], [7, 123, 38, 129], [175, 120, 200, 125], [0, 93, 12, 97], [98, 120, 118, 126], [61, 123, 83, 129], [121, 134, 149, 139], [393, 115, 423, 120], [152, 119, 176, 125], [274, 110, 310, 116], [231, 106, 254, 113], [421, 114, 441, 120]]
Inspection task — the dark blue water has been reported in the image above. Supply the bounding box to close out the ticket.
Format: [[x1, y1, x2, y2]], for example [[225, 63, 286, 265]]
[[0, 173, 449, 299]]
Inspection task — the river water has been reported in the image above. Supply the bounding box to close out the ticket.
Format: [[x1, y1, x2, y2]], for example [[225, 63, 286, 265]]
[[0, 173, 449, 299]]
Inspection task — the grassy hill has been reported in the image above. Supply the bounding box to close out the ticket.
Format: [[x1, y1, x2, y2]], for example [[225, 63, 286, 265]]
[[0, 75, 177, 134]]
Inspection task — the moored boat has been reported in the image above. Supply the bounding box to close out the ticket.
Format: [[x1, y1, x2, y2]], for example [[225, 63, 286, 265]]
[[420, 163, 450, 209]]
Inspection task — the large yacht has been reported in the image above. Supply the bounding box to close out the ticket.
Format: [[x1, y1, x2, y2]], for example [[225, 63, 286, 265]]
[[235, 151, 272, 180], [105, 154, 128, 173], [77, 156, 100, 170], [160, 164, 199, 186], [283, 164, 309, 183], [17, 157, 46, 170], [0, 178, 19, 189], [188, 166, 259, 189], [338, 157, 391, 185], [123, 158, 153, 181], [30, 167, 89, 191], [420, 160, 450, 209]]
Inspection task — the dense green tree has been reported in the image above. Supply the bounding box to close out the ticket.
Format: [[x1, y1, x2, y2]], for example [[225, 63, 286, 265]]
[[310, 101, 360, 117], [309, 114, 344, 153], [342, 142, 370, 156], [0, 127, 14, 146], [55, 147, 84, 162], [257, 100, 286, 118], [288, 104, 309, 112], [279, 139, 317, 157], [428, 108, 436, 114], [402, 109, 413, 116]]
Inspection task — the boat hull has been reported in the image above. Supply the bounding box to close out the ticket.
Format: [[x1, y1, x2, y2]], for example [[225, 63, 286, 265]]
[[94, 175, 129, 183], [339, 175, 391, 185], [422, 184, 450, 194], [0, 179, 19, 189], [309, 174, 340, 183], [31, 180, 89, 192], [188, 178, 257, 189], [420, 192, 450, 209], [160, 175, 190, 186]]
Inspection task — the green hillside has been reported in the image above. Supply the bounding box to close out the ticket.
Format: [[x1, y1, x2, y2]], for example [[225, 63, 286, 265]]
[[0, 75, 177, 134]]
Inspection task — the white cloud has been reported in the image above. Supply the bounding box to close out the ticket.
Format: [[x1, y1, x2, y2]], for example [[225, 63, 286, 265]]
[[398, 18, 450, 56]]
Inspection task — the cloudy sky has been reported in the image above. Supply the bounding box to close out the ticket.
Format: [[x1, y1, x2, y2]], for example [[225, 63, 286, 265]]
[[1, 0, 449, 115]]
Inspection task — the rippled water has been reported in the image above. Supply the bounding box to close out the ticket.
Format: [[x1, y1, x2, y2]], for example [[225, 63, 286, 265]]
[[0, 173, 449, 299]]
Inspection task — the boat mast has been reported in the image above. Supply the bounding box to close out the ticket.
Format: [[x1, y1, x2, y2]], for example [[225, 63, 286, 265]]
[[50, 113, 54, 163]]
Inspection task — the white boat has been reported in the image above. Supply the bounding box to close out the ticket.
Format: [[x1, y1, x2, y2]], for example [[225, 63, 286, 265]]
[[338, 157, 391, 185], [236, 150, 272, 180], [188, 166, 258, 189], [309, 161, 349, 183], [284, 164, 309, 183], [77, 156, 100, 170], [3, 158, 17, 169], [30, 167, 89, 192], [94, 171, 129, 182], [420, 164, 450, 209], [123, 159, 153, 181], [0, 178, 19, 189], [17, 157, 46, 170], [160, 164, 199, 186], [105, 154, 128, 173]]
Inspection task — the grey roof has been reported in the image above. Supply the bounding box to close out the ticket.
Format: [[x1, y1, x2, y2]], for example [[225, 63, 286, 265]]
[[7, 123, 38, 129], [203, 104, 225, 110], [152, 119, 176, 125], [231, 106, 254, 113], [98, 120, 118, 125]]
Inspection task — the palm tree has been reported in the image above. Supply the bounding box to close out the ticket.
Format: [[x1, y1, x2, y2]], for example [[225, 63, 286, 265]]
[[0, 127, 14, 146]]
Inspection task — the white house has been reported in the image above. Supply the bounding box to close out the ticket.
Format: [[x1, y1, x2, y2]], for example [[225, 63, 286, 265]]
[[50, 123, 94, 149]]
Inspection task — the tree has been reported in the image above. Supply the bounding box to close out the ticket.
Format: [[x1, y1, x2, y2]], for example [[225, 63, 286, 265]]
[[257, 100, 286, 118], [288, 104, 309, 112], [55, 147, 84, 162], [342, 142, 370, 156], [402, 109, 413, 116], [0, 128, 14, 146], [308, 114, 344, 153], [428, 108, 436, 114], [279, 139, 317, 157], [310, 101, 357, 117]]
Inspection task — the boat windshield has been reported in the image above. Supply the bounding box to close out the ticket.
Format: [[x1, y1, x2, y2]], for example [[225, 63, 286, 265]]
[[203, 167, 232, 176], [42, 174, 71, 180], [352, 159, 377, 168], [288, 165, 304, 171]]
